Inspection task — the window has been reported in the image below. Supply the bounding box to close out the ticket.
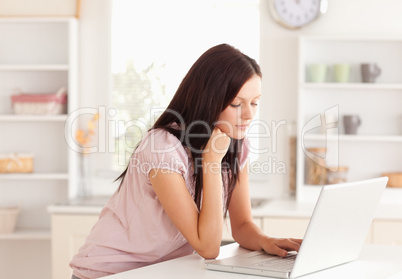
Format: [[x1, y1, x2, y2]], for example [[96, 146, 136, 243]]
[[111, 0, 260, 169]]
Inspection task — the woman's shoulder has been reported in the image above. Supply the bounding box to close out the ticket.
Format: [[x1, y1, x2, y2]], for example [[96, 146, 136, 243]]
[[135, 127, 189, 161], [134, 127, 190, 177]]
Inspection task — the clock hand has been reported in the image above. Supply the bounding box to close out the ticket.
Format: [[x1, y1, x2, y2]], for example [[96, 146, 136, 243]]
[[294, 0, 308, 14]]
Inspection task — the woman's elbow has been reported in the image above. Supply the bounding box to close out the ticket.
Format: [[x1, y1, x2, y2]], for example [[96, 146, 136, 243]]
[[196, 245, 220, 259]]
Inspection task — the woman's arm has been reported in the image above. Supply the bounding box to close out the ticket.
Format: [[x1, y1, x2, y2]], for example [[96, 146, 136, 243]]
[[228, 160, 302, 257], [149, 127, 230, 259]]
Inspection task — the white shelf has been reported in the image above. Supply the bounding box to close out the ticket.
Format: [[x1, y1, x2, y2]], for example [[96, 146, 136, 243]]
[[297, 36, 402, 203], [0, 173, 69, 180], [0, 115, 68, 122], [0, 17, 75, 23], [300, 35, 402, 42], [0, 64, 69, 71], [301, 82, 402, 90], [0, 229, 51, 240], [304, 134, 402, 143], [0, 17, 78, 279]]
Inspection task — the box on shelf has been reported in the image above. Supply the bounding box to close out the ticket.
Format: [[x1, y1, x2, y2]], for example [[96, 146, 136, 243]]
[[10, 87, 67, 115], [0, 153, 34, 173], [0, 207, 20, 234]]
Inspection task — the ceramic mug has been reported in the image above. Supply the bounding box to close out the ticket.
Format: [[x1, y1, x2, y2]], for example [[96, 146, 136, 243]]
[[343, 115, 361, 134], [361, 63, 381, 83], [334, 64, 351, 83], [308, 64, 327, 82]]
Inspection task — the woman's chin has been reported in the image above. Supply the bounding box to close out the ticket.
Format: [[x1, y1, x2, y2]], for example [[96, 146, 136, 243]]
[[215, 125, 247, 140], [226, 131, 247, 140]]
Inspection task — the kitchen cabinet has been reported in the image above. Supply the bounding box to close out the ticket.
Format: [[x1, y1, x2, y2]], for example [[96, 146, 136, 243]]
[[263, 217, 373, 244], [263, 217, 310, 239], [0, 17, 78, 279], [51, 213, 99, 279], [372, 220, 402, 246], [296, 36, 402, 202]]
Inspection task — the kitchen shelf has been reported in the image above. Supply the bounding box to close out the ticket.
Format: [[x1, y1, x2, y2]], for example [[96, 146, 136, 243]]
[[296, 36, 402, 202], [0, 16, 79, 279], [0, 229, 51, 240], [0, 115, 68, 122], [0, 173, 69, 180], [0, 17, 74, 23], [301, 82, 402, 90], [300, 35, 402, 42], [0, 64, 69, 71], [304, 134, 402, 143]]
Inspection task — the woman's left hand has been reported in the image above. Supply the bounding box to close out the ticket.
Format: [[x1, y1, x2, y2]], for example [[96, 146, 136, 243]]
[[260, 237, 303, 257]]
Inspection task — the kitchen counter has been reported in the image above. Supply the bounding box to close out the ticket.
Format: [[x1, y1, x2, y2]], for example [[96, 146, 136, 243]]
[[103, 243, 402, 279], [47, 196, 402, 221], [49, 196, 402, 278]]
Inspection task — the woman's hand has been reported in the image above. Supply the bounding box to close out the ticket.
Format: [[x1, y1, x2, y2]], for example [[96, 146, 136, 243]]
[[260, 237, 303, 257], [202, 127, 231, 163]]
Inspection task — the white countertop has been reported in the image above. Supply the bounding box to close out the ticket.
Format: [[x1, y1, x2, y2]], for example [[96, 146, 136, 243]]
[[47, 204, 104, 214], [102, 243, 402, 279], [47, 195, 109, 214], [48, 197, 402, 221]]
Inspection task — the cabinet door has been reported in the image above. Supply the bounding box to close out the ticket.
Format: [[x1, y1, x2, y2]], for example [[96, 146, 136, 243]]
[[263, 217, 310, 239], [372, 220, 402, 246], [51, 214, 99, 279], [263, 217, 373, 243]]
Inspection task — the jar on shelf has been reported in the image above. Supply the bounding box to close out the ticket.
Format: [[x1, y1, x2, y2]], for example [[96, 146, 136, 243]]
[[304, 147, 327, 185], [327, 166, 349, 184]]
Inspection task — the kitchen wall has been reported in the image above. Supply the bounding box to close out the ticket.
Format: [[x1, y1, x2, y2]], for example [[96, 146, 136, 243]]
[[78, 0, 116, 195], [78, 0, 402, 198]]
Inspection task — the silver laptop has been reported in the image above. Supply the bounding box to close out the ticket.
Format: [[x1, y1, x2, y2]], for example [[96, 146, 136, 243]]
[[205, 177, 388, 278]]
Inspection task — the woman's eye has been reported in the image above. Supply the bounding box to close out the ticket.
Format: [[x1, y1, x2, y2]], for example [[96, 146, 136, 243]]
[[251, 103, 259, 107], [230, 104, 241, 108]]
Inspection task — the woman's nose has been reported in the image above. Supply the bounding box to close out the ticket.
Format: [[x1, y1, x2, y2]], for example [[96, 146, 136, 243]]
[[241, 105, 254, 120]]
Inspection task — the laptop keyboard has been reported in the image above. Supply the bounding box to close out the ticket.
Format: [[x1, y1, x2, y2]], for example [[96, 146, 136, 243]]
[[253, 254, 296, 272]]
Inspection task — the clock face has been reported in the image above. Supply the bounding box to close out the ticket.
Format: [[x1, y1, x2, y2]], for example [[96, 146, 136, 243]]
[[273, 0, 321, 29]]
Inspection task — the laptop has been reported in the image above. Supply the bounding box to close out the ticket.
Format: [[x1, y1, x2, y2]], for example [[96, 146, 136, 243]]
[[205, 177, 388, 278]]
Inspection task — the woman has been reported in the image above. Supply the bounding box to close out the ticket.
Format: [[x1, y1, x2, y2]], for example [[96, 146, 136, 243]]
[[70, 44, 302, 279]]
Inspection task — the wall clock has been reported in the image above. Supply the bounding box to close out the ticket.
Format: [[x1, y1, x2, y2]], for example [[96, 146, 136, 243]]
[[269, 0, 328, 30]]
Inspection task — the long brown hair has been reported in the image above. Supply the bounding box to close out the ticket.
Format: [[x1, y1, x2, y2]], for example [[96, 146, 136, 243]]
[[116, 44, 261, 214]]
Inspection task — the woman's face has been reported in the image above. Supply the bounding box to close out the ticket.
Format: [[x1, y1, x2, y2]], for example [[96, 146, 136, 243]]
[[216, 75, 261, 139]]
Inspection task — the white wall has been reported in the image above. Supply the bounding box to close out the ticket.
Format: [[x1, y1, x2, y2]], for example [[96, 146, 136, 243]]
[[78, 0, 402, 198], [258, 0, 402, 199], [78, 0, 119, 195], [79, 0, 111, 108]]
